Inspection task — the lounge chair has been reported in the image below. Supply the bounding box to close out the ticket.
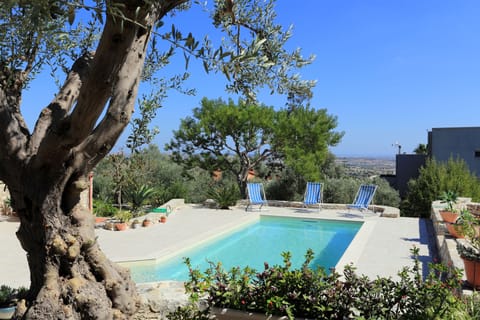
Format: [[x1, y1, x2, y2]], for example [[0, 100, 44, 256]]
[[347, 184, 378, 217], [303, 182, 323, 210], [245, 182, 268, 211]]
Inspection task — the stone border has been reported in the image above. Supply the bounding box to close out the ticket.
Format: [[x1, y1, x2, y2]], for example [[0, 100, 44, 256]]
[[430, 198, 474, 286], [235, 199, 400, 218]]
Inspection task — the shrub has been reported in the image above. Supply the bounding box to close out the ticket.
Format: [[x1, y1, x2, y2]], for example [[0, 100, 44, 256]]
[[206, 182, 240, 209], [402, 157, 480, 217], [92, 199, 118, 217], [124, 184, 156, 215], [264, 167, 303, 201], [323, 177, 400, 208], [168, 247, 468, 320]]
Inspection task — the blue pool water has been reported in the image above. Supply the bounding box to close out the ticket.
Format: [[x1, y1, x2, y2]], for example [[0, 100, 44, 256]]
[[127, 216, 362, 283]]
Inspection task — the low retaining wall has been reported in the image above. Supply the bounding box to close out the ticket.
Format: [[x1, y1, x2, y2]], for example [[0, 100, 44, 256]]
[[235, 199, 400, 218], [431, 198, 473, 283]]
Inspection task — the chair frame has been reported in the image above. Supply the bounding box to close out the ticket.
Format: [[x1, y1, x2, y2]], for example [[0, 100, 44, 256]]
[[303, 182, 323, 211], [245, 182, 268, 211], [347, 184, 378, 217]]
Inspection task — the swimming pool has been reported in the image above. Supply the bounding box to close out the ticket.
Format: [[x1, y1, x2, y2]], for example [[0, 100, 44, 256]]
[[126, 215, 362, 283]]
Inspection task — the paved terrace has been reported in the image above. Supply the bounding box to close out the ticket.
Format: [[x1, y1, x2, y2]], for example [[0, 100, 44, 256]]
[[0, 202, 436, 288]]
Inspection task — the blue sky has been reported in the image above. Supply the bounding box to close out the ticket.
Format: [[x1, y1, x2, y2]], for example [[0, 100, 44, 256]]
[[21, 0, 480, 158]]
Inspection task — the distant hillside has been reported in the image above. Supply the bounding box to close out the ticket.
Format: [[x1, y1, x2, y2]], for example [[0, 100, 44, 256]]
[[335, 157, 395, 178]]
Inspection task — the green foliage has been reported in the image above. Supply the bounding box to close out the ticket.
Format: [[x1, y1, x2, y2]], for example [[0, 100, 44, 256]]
[[124, 184, 156, 214], [402, 157, 480, 217], [169, 247, 469, 320], [455, 209, 480, 261], [181, 168, 214, 204], [371, 177, 401, 208], [273, 107, 344, 181], [323, 177, 400, 208], [166, 98, 343, 198], [127, 96, 161, 154], [323, 178, 359, 204], [206, 182, 240, 209], [264, 167, 304, 201], [115, 210, 132, 223], [440, 190, 459, 212], [0, 285, 27, 308], [166, 98, 277, 198], [414, 143, 428, 155], [0, 285, 17, 308], [92, 199, 118, 217], [208, 0, 316, 105]]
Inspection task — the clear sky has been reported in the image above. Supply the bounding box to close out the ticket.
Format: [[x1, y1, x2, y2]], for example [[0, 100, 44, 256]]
[[21, 0, 480, 158]]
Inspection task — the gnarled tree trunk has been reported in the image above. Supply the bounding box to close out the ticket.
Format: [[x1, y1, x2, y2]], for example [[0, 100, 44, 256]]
[[0, 1, 187, 319]]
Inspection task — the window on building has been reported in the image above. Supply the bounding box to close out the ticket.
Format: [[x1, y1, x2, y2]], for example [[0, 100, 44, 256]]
[[475, 150, 480, 158]]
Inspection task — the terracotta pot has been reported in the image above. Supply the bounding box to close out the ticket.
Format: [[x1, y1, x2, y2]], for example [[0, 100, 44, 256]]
[[440, 210, 459, 223], [159, 216, 167, 223], [462, 258, 480, 289], [95, 217, 108, 224], [445, 223, 464, 238], [115, 222, 128, 231], [142, 219, 152, 227]]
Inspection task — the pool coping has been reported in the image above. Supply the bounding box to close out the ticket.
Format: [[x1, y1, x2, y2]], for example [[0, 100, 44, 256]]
[[122, 209, 370, 283]]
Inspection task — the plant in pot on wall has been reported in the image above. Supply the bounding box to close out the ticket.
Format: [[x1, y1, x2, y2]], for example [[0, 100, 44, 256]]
[[142, 218, 152, 227], [439, 190, 459, 223], [131, 219, 141, 229], [456, 209, 480, 288], [114, 211, 132, 231], [445, 209, 472, 239]]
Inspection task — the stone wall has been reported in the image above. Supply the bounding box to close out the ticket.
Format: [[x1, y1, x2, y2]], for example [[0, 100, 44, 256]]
[[430, 198, 471, 280]]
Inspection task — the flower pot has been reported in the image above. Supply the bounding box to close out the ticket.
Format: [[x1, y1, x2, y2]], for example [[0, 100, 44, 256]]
[[0, 306, 15, 319], [115, 222, 128, 231], [95, 217, 108, 224], [159, 216, 167, 223], [142, 219, 152, 227], [445, 223, 464, 238], [440, 210, 459, 223], [462, 258, 480, 289], [104, 222, 115, 231], [131, 222, 141, 229]]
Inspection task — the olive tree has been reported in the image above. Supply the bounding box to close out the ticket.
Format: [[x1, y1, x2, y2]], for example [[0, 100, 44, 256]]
[[0, 0, 315, 318]]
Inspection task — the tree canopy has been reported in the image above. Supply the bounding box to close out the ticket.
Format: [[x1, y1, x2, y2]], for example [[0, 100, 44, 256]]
[[166, 98, 343, 197]]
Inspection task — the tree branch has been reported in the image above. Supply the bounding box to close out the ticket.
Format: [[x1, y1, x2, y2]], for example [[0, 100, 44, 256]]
[[30, 53, 93, 158], [0, 66, 30, 186]]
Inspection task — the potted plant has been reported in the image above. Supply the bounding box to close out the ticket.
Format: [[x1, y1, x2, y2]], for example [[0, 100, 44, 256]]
[[114, 210, 132, 231], [142, 218, 152, 227], [446, 208, 472, 239], [131, 219, 141, 229], [439, 190, 459, 223], [103, 221, 115, 231], [455, 209, 480, 288]]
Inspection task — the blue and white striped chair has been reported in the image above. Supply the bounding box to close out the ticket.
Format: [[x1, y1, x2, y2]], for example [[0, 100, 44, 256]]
[[303, 182, 323, 211], [347, 184, 378, 217], [245, 183, 268, 211]]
